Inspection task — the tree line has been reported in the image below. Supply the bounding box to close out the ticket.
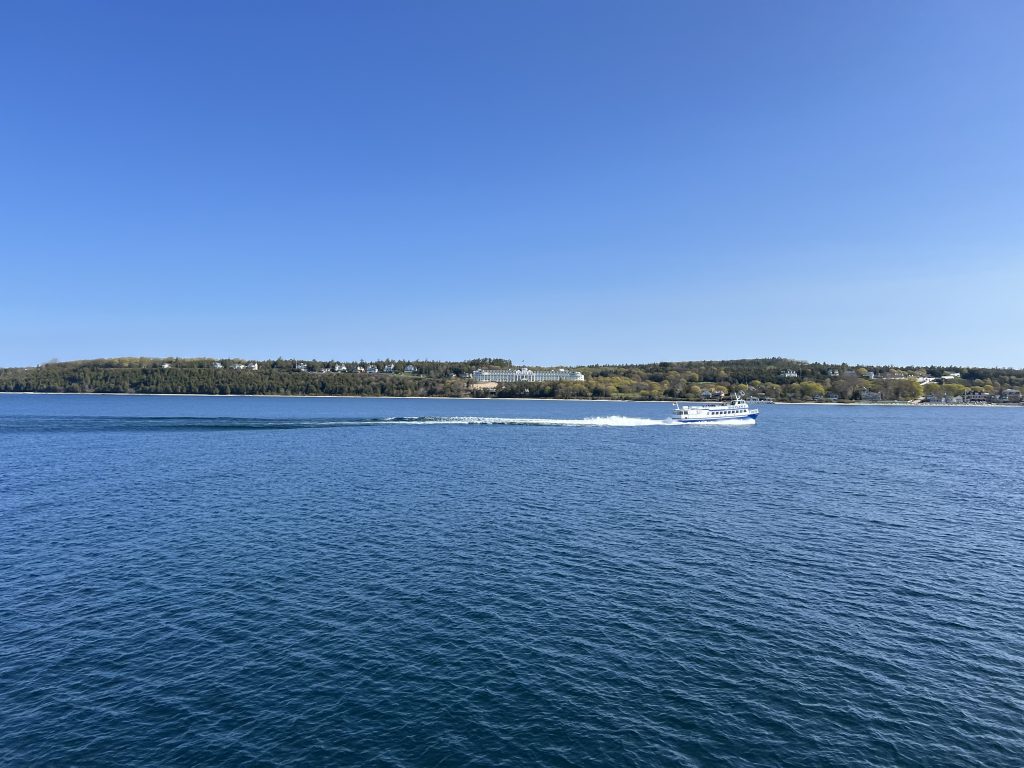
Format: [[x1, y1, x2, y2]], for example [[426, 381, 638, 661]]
[[1, 357, 1022, 402]]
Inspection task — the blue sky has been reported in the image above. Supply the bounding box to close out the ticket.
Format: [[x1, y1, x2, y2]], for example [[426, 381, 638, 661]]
[[2, 1, 1022, 367]]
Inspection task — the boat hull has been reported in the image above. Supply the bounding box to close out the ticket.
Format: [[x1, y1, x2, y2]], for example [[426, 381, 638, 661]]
[[671, 412, 758, 424]]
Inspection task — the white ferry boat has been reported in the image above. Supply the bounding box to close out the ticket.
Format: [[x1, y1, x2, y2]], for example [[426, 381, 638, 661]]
[[671, 397, 758, 424]]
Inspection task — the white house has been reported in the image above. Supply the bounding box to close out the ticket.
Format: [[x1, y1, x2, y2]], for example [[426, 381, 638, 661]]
[[247, 362, 258, 371], [781, 369, 799, 378], [404, 364, 417, 373]]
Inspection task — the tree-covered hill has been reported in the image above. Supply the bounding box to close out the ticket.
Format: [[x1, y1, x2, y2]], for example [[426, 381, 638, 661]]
[[0, 358, 501, 397], [1, 357, 1021, 402]]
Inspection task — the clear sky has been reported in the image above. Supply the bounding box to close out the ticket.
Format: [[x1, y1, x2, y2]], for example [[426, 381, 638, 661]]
[[2, 1, 1022, 368]]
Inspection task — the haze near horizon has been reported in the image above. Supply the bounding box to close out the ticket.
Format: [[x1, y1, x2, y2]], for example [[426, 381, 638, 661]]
[[2, 2, 1022, 368]]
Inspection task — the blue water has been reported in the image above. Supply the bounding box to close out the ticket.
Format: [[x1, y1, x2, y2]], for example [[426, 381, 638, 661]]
[[2, 394, 1022, 767]]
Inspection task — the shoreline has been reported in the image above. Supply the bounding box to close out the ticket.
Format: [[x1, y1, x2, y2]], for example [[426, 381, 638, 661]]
[[1, 391, 1020, 408]]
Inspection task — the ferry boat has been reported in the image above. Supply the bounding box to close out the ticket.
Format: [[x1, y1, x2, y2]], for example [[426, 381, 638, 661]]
[[671, 397, 758, 424]]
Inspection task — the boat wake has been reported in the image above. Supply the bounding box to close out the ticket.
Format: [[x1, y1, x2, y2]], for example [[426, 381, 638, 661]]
[[387, 416, 755, 427], [382, 415, 668, 427], [2, 414, 758, 432], [2, 414, 674, 432]]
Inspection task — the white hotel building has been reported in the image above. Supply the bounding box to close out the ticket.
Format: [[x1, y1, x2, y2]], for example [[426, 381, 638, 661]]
[[472, 367, 585, 383]]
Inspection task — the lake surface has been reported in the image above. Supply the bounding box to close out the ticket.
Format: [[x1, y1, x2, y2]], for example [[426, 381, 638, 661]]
[[2, 394, 1022, 767]]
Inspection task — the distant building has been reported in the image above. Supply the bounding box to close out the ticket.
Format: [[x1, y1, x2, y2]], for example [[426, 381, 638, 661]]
[[1002, 389, 1021, 403], [941, 373, 961, 380], [161, 362, 171, 369], [247, 362, 258, 371], [212, 362, 223, 369], [383, 364, 395, 373], [865, 371, 877, 380], [356, 366, 365, 373], [231, 363, 245, 370], [472, 367, 584, 383], [859, 389, 882, 401], [404, 364, 417, 373], [827, 369, 840, 377], [367, 365, 379, 374], [699, 389, 726, 400], [781, 369, 799, 378], [966, 392, 991, 403], [294, 363, 308, 372], [333, 364, 346, 373]]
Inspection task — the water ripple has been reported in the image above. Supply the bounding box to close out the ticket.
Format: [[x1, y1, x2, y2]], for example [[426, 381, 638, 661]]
[[2, 398, 1023, 766]]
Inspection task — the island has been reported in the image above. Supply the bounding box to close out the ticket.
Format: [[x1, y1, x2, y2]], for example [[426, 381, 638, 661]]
[[1, 357, 1021, 404]]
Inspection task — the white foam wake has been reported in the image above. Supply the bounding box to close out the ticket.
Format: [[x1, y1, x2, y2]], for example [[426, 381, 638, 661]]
[[381, 415, 669, 427], [313, 415, 758, 428], [403, 415, 755, 427]]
